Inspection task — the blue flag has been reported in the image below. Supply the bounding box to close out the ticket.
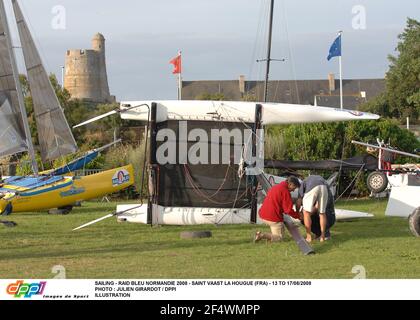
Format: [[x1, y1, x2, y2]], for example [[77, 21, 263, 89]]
[[327, 34, 341, 61]]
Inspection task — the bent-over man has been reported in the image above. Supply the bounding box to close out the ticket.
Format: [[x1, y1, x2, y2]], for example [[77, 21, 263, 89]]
[[297, 175, 335, 243], [255, 176, 301, 242]]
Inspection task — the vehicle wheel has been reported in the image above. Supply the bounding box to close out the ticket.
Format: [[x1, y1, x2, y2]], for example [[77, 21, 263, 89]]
[[367, 171, 388, 193], [409, 207, 420, 237], [180, 231, 212, 239]]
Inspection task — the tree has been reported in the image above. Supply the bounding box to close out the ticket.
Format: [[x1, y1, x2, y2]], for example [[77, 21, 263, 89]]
[[386, 18, 420, 121], [362, 18, 420, 122]]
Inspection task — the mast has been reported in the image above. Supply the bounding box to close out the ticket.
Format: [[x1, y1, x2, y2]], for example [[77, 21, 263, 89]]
[[263, 0, 274, 103], [0, 0, 38, 175]]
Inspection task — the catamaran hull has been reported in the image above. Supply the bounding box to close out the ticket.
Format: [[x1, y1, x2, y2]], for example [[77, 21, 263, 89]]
[[115, 204, 373, 225], [119, 100, 379, 124], [0, 165, 134, 214]]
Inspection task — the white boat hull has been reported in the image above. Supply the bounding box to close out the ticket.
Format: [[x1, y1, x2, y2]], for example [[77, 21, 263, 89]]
[[120, 100, 379, 125], [385, 185, 420, 218], [116, 204, 373, 225]]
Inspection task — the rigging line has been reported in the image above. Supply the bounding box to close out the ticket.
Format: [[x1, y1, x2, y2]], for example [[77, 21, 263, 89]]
[[281, 0, 300, 104], [183, 164, 233, 201], [0, 125, 15, 140], [186, 162, 232, 198], [280, 0, 309, 162], [189, 171, 248, 206], [53, 135, 73, 176], [219, 102, 253, 123], [255, 1, 270, 101], [336, 122, 347, 196], [247, 0, 266, 94], [215, 171, 248, 225], [334, 164, 364, 202], [18, 1, 54, 79], [236, 116, 264, 145], [231, 168, 244, 209], [183, 165, 240, 205]]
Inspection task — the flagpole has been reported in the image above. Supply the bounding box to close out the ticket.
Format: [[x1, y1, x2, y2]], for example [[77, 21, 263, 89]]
[[338, 31, 343, 110], [178, 73, 182, 100], [178, 51, 182, 100]]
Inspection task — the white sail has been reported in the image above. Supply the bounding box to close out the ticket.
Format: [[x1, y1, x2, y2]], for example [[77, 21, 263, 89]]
[[12, 0, 77, 162], [0, 93, 27, 157], [0, 1, 27, 158]]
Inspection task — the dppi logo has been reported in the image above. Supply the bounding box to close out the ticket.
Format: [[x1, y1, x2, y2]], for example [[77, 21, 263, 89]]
[[112, 169, 130, 186], [6, 280, 46, 298]]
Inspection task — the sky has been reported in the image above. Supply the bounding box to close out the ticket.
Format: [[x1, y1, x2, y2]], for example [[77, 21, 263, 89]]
[[5, 0, 420, 101]]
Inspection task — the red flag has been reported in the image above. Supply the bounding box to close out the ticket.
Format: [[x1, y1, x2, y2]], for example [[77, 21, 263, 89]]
[[169, 53, 182, 74]]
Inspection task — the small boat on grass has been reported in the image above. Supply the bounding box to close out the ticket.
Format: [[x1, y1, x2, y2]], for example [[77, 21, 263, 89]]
[[0, 1, 134, 215], [0, 164, 134, 215]]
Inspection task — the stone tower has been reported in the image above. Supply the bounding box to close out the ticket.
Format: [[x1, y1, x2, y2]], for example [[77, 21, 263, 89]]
[[64, 33, 115, 103]]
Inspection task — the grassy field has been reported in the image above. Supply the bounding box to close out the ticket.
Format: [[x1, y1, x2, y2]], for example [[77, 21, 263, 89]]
[[0, 199, 419, 279]]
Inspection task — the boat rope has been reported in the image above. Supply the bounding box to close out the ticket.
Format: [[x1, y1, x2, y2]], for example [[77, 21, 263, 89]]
[[334, 164, 365, 202], [215, 174, 252, 225], [246, 0, 267, 97], [183, 164, 241, 205], [54, 135, 74, 177], [335, 122, 348, 199], [281, 0, 300, 105]]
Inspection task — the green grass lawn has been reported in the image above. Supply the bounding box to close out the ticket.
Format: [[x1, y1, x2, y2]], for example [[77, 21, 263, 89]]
[[1, 199, 419, 279]]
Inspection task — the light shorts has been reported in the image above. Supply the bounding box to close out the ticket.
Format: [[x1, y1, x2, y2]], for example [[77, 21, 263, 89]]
[[260, 218, 285, 241], [303, 185, 328, 214]]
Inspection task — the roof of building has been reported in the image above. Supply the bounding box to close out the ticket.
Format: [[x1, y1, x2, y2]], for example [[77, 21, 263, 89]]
[[182, 78, 385, 109]]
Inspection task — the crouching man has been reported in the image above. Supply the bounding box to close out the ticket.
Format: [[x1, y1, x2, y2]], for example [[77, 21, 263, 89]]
[[297, 175, 336, 243], [255, 176, 301, 242]]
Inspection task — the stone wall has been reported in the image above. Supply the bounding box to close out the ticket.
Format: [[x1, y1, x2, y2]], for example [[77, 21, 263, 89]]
[[64, 33, 114, 103]]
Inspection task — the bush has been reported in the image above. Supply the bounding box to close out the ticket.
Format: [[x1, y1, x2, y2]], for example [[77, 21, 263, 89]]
[[264, 133, 286, 159], [265, 119, 420, 196], [103, 140, 148, 198], [267, 119, 420, 162], [16, 153, 42, 176]]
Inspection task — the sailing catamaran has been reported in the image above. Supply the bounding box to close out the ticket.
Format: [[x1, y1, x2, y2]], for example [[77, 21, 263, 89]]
[[72, 0, 380, 232], [0, 0, 134, 215], [74, 100, 378, 226]]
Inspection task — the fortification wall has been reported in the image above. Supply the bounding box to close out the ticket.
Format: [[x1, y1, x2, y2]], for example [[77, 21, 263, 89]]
[[64, 33, 113, 103]]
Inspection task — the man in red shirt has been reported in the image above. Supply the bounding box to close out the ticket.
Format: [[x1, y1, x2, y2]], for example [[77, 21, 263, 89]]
[[255, 176, 301, 242]]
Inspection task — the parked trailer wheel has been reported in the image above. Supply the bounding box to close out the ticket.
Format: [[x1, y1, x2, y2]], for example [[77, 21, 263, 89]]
[[367, 171, 388, 194], [409, 207, 420, 237], [180, 231, 212, 239]]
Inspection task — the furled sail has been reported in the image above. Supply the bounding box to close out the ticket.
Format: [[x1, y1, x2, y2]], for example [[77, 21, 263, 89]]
[[12, 0, 77, 162], [0, 4, 27, 159]]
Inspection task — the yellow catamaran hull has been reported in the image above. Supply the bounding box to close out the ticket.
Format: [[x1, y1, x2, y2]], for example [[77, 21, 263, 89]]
[[0, 165, 134, 214]]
